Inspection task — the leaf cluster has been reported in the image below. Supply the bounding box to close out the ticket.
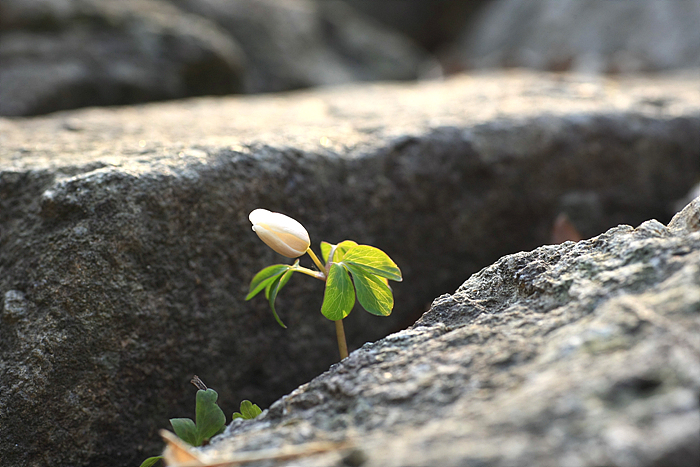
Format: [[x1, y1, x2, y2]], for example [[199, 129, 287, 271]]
[[140, 387, 261, 467], [245, 259, 300, 327], [169, 388, 226, 447], [231, 400, 262, 420], [246, 241, 402, 325]]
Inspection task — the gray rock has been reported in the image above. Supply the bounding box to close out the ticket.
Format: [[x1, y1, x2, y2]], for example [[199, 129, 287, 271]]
[[0, 0, 246, 117], [2, 290, 29, 321], [340, 0, 490, 51], [200, 196, 700, 467], [447, 0, 700, 74], [0, 0, 432, 116], [672, 182, 700, 217], [171, 0, 432, 93], [0, 70, 699, 466], [669, 193, 700, 234]]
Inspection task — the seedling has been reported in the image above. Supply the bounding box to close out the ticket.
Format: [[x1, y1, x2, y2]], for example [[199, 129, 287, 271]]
[[247, 209, 402, 359], [169, 389, 225, 447], [231, 400, 262, 420], [139, 376, 261, 467]]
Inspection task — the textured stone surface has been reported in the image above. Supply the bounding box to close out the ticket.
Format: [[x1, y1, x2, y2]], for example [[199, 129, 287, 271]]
[[448, 0, 700, 74], [200, 196, 700, 467], [1, 70, 699, 466]]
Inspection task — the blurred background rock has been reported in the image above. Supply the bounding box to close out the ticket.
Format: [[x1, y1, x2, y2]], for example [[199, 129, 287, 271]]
[[2, 0, 698, 117], [442, 0, 700, 74]]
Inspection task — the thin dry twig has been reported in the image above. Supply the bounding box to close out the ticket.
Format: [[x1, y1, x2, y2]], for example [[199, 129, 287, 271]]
[[190, 375, 208, 391]]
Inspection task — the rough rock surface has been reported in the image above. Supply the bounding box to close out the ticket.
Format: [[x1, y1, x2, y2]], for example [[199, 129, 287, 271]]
[[1, 70, 699, 466], [447, 0, 700, 74], [201, 197, 700, 467]]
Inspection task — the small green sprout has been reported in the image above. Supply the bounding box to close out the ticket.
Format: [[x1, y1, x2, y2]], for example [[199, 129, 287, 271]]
[[247, 209, 403, 360], [231, 400, 263, 420], [169, 387, 226, 447], [139, 376, 261, 467]]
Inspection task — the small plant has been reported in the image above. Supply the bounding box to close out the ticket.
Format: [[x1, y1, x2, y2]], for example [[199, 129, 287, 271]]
[[231, 400, 262, 420], [169, 378, 226, 448], [247, 209, 402, 360], [139, 376, 260, 467]]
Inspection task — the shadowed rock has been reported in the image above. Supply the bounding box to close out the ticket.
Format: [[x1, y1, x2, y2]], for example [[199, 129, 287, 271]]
[[338, 0, 490, 52], [0, 0, 430, 116], [447, 0, 700, 74], [201, 196, 700, 467], [1, 70, 699, 466], [171, 0, 432, 93], [0, 0, 246, 116]]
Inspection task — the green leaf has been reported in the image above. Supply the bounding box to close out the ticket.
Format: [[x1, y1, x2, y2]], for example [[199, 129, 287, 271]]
[[195, 389, 227, 445], [241, 400, 263, 419], [277, 265, 295, 292], [139, 456, 163, 467], [266, 269, 294, 328], [169, 418, 198, 446], [332, 240, 358, 262], [263, 260, 298, 300], [321, 263, 355, 321], [343, 245, 402, 282], [246, 264, 289, 300], [232, 400, 262, 420], [264, 277, 276, 300], [321, 240, 359, 265], [345, 263, 394, 316], [320, 241, 332, 263]]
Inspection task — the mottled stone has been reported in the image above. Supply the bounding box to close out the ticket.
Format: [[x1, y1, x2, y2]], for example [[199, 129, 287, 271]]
[[669, 194, 700, 234]]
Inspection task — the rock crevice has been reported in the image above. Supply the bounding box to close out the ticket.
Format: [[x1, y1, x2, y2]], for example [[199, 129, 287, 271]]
[[207, 198, 700, 467]]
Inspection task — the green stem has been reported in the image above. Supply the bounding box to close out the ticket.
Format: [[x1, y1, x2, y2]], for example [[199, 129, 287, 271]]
[[335, 319, 349, 360], [292, 265, 325, 280], [306, 247, 327, 276], [307, 247, 348, 361]]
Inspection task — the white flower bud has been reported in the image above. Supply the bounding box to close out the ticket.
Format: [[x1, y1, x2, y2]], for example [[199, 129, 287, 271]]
[[249, 209, 311, 258]]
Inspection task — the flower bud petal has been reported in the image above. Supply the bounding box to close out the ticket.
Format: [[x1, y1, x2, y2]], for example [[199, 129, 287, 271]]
[[249, 209, 311, 258]]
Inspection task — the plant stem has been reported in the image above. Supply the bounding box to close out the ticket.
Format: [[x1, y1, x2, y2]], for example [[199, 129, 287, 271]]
[[306, 247, 327, 275], [335, 319, 349, 360], [292, 265, 325, 280], [307, 247, 347, 360]]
